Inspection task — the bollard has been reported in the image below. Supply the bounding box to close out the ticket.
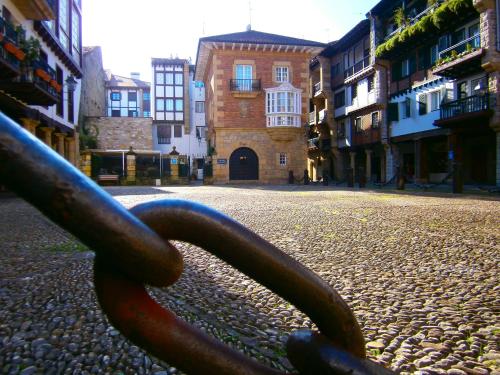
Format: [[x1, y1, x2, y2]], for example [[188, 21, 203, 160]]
[[358, 168, 366, 188], [452, 162, 463, 194], [303, 170, 309, 185], [396, 167, 405, 190], [288, 170, 294, 184], [322, 175, 328, 186], [347, 168, 354, 188]]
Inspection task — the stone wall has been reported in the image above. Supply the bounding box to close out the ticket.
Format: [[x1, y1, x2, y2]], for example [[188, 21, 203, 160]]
[[84, 117, 153, 150], [80, 47, 107, 121]]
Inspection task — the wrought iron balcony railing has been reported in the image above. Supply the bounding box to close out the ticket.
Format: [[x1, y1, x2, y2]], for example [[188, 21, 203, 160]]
[[439, 94, 494, 121], [344, 56, 371, 79], [229, 79, 261, 92], [0, 15, 19, 43], [439, 35, 481, 60]]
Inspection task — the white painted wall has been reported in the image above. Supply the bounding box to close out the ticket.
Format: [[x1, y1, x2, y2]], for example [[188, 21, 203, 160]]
[[1, 0, 81, 130], [389, 80, 451, 137]]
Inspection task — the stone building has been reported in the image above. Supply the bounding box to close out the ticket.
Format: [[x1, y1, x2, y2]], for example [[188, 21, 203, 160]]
[[194, 29, 324, 184], [80, 46, 106, 121], [0, 0, 82, 166]]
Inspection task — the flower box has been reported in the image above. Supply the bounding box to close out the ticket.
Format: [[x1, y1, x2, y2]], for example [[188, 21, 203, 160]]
[[35, 68, 51, 82]]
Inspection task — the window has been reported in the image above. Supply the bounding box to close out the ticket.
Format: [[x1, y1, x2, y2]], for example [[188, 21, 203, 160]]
[[331, 62, 341, 77], [236, 65, 252, 80], [143, 92, 150, 101], [58, 0, 69, 49], [56, 66, 63, 117], [418, 94, 427, 116], [368, 75, 374, 92], [195, 101, 205, 113], [354, 117, 362, 133], [156, 99, 165, 111], [279, 153, 287, 166], [157, 125, 171, 144], [196, 126, 206, 139], [175, 99, 183, 111], [166, 99, 174, 111], [165, 73, 173, 84], [71, 6, 81, 61], [351, 83, 357, 99], [174, 125, 182, 138], [156, 72, 165, 85], [430, 44, 439, 66], [458, 81, 468, 99], [275, 66, 289, 82], [111, 92, 121, 101], [111, 110, 120, 117], [174, 73, 183, 85], [143, 111, 151, 118], [128, 91, 137, 102], [337, 121, 345, 137], [401, 59, 410, 77], [128, 110, 138, 117], [68, 90, 74, 124], [371, 112, 379, 128], [403, 97, 411, 118], [334, 91, 345, 108], [430, 91, 441, 111], [266, 91, 298, 114], [388, 102, 399, 122], [471, 77, 487, 95]]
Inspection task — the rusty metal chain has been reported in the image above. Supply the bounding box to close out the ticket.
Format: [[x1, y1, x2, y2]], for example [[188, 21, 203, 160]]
[[0, 112, 394, 374]]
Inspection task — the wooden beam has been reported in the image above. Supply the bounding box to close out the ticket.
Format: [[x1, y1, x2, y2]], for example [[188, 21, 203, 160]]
[[284, 45, 289, 52], [270, 45, 275, 52], [212, 42, 218, 50], [222, 42, 226, 50], [293, 46, 297, 53], [262, 44, 267, 52], [232, 43, 235, 50], [300, 46, 306, 53], [277, 45, 282, 52], [248, 43, 251, 51], [240, 43, 244, 51]]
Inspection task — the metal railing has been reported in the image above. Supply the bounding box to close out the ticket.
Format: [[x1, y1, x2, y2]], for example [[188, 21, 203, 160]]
[[344, 56, 371, 79], [384, 1, 443, 41], [0, 15, 19, 43], [313, 82, 321, 96], [439, 35, 481, 60], [309, 111, 316, 124], [440, 94, 493, 120], [229, 79, 261, 92], [318, 109, 327, 123]]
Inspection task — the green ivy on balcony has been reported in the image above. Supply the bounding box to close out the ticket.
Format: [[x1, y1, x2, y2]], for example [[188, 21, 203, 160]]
[[375, 0, 476, 58]]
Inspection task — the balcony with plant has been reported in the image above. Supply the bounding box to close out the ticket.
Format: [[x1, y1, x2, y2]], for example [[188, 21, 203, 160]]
[[432, 34, 483, 77], [0, 34, 60, 106], [375, 0, 478, 59], [0, 16, 24, 78]]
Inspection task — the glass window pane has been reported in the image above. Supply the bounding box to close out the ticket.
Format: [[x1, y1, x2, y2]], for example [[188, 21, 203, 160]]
[[175, 99, 183, 111], [156, 85, 165, 97], [165, 86, 174, 97], [166, 99, 174, 111], [175, 86, 183, 97], [165, 73, 174, 84], [165, 112, 174, 120], [175, 113, 184, 121], [156, 99, 164, 111], [156, 73, 164, 85], [175, 74, 183, 85]]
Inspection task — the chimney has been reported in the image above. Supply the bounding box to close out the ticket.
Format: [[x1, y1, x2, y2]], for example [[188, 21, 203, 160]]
[[130, 72, 140, 80]]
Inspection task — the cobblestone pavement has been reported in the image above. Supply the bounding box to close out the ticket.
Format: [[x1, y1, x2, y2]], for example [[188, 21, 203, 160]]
[[0, 185, 499, 375]]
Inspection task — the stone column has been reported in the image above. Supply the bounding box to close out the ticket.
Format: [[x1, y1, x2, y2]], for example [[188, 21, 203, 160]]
[[65, 137, 76, 165], [365, 149, 372, 182], [39, 127, 54, 147], [80, 151, 92, 177], [20, 118, 39, 135], [126, 150, 136, 184], [385, 145, 394, 182], [349, 151, 356, 183], [415, 139, 422, 183], [54, 133, 66, 157]]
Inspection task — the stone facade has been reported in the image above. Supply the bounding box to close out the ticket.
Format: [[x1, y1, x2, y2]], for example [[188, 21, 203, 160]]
[[80, 47, 107, 121], [196, 32, 323, 184], [85, 117, 153, 150]]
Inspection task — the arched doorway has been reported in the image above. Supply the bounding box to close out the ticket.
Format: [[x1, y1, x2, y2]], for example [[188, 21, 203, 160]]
[[229, 147, 258, 180]]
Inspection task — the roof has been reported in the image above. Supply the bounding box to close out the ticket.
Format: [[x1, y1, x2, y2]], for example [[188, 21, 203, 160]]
[[151, 58, 190, 66], [320, 20, 370, 57], [105, 72, 150, 89], [369, 0, 403, 17], [195, 29, 325, 80], [199, 29, 325, 47]]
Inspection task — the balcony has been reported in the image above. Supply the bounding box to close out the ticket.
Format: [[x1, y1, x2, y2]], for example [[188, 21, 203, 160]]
[[10, 0, 56, 20], [312, 82, 322, 97], [0, 59, 60, 106], [229, 79, 261, 98], [0, 17, 22, 79], [352, 128, 380, 146], [434, 94, 495, 128], [308, 137, 319, 150], [344, 56, 373, 83], [309, 111, 316, 125], [432, 35, 484, 78], [318, 109, 327, 124]]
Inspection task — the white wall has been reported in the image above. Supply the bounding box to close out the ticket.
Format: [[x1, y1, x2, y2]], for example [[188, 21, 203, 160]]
[[2, 0, 81, 130], [389, 80, 451, 138]]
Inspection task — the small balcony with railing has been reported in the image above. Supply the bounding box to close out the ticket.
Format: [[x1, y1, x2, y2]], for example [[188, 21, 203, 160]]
[[229, 79, 261, 98], [352, 127, 381, 146], [10, 0, 56, 20], [0, 16, 22, 78], [0, 58, 61, 106], [432, 35, 484, 78], [344, 56, 373, 84], [434, 93, 495, 128], [309, 110, 316, 125]]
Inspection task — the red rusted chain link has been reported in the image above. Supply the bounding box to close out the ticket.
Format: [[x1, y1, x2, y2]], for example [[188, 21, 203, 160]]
[[0, 112, 395, 374]]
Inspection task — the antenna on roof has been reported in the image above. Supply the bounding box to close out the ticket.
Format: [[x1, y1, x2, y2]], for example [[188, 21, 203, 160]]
[[247, 0, 252, 31]]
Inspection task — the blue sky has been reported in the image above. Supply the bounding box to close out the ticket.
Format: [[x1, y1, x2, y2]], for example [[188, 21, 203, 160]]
[[82, 0, 380, 82]]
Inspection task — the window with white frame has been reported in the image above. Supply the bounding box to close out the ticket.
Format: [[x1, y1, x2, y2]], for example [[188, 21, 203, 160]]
[[430, 91, 441, 111], [195, 101, 205, 113], [265, 83, 302, 127], [275, 66, 289, 82], [354, 117, 362, 133], [279, 153, 287, 166]]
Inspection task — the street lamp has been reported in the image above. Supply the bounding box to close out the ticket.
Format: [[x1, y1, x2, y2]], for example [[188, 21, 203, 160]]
[[65, 75, 78, 94]]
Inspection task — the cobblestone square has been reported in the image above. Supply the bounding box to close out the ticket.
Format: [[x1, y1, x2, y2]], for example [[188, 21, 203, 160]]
[[0, 186, 499, 374]]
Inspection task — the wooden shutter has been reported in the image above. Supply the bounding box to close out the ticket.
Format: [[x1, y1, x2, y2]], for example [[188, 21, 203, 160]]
[[409, 53, 417, 75], [388, 102, 399, 122], [391, 62, 402, 82]]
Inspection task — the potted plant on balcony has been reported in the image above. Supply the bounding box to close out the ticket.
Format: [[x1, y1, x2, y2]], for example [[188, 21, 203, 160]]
[[18, 36, 40, 81]]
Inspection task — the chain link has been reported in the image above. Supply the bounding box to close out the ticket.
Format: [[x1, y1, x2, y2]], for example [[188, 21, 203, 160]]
[[0, 112, 395, 374]]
